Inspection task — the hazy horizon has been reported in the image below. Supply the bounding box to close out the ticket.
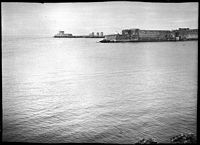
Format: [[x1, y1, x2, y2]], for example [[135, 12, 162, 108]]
[[2, 2, 198, 36]]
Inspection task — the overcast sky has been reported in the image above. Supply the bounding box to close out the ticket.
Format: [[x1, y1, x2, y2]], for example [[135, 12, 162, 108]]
[[2, 2, 198, 36]]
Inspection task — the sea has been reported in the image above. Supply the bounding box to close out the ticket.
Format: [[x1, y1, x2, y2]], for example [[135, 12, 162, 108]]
[[2, 35, 197, 143]]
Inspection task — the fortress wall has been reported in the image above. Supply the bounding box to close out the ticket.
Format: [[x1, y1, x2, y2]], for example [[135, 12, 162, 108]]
[[103, 28, 198, 42], [138, 30, 172, 40], [174, 29, 198, 40], [105, 34, 118, 41]]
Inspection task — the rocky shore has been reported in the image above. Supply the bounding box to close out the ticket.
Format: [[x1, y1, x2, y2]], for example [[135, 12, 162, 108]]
[[135, 133, 196, 144]]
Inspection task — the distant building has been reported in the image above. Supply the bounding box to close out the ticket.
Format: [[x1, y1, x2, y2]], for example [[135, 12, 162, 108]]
[[100, 32, 104, 36], [89, 32, 94, 37], [59, 31, 65, 35], [172, 28, 198, 40], [55, 31, 72, 37], [96, 32, 99, 36]]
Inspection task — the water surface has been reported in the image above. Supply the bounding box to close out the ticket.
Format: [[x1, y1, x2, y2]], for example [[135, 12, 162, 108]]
[[2, 36, 197, 143]]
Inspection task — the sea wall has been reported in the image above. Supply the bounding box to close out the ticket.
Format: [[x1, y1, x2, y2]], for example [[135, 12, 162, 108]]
[[138, 30, 173, 41]]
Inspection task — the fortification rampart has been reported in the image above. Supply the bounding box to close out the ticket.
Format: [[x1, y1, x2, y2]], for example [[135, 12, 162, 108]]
[[102, 28, 198, 42]]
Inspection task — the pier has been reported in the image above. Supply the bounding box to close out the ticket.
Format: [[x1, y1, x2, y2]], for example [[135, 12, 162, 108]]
[[54, 31, 105, 38]]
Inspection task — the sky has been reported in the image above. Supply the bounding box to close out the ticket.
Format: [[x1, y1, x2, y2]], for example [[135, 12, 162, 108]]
[[1, 2, 198, 36]]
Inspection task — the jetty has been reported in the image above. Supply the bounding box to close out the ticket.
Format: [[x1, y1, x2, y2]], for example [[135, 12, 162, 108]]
[[54, 31, 105, 38]]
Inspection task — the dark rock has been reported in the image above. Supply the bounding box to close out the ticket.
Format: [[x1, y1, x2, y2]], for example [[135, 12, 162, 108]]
[[99, 39, 111, 43], [170, 133, 196, 144], [135, 138, 157, 144]]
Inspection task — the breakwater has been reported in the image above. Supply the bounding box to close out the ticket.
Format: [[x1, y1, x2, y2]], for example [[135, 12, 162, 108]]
[[54, 35, 104, 38], [100, 28, 198, 43], [54, 31, 104, 38]]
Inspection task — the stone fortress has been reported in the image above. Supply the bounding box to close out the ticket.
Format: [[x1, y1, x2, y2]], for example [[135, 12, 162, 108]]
[[101, 28, 198, 42]]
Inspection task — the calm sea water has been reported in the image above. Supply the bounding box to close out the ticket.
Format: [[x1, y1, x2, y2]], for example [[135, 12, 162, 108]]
[[2, 36, 197, 143]]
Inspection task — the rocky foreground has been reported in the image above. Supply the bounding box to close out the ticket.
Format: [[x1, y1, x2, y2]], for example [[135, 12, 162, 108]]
[[135, 133, 196, 144]]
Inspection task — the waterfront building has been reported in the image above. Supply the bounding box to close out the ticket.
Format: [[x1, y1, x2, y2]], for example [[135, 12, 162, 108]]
[[138, 30, 172, 41], [172, 28, 198, 40], [97, 32, 99, 36], [100, 32, 104, 36]]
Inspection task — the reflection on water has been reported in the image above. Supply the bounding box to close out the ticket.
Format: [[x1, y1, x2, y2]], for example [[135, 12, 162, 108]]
[[2, 36, 197, 143]]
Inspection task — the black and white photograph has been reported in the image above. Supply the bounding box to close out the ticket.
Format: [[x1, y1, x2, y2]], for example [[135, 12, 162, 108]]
[[2, 1, 198, 144]]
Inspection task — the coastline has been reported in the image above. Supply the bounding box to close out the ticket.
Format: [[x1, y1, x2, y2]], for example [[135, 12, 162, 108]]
[[99, 39, 198, 43], [135, 133, 196, 144]]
